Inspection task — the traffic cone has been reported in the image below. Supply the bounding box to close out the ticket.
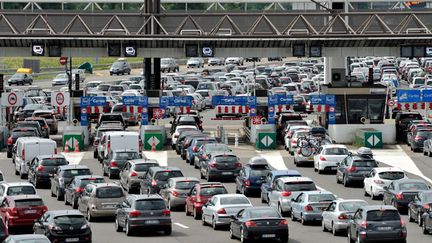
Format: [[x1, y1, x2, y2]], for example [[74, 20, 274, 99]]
[[74, 140, 80, 152], [64, 140, 69, 153]]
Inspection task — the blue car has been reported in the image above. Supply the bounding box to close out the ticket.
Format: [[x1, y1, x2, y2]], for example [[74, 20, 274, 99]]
[[185, 137, 217, 165], [260, 169, 302, 203], [235, 157, 270, 196]]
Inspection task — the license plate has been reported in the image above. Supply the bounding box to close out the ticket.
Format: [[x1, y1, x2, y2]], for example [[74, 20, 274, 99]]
[[24, 210, 36, 214], [66, 238, 79, 242], [331, 167, 337, 170], [145, 220, 159, 224], [262, 234, 276, 238], [377, 226, 392, 231], [222, 172, 232, 175], [102, 205, 116, 209], [308, 157, 314, 161]]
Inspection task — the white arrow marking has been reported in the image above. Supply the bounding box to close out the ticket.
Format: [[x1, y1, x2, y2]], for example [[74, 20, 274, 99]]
[[367, 135, 380, 146], [147, 136, 160, 147], [261, 135, 274, 147]]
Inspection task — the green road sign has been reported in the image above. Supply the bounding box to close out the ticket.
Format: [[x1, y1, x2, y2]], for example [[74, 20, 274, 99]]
[[256, 132, 276, 149], [144, 133, 163, 150], [364, 132, 383, 148], [63, 134, 83, 151]]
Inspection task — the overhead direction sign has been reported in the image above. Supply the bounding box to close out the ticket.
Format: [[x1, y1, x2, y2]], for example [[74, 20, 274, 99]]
[[268, 95, 294, 106]]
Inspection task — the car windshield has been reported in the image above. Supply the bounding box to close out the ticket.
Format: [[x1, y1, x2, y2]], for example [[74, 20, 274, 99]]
[[175, 181, 198, 190], [96, 187, 123, 198], [7, 186, 36, 196], [54, 215, 86, 225], [63, 169, 91, 178], [200, 187, 227, 196], [112, 62, 123, 68], [34, 113, 53, 119], [215, 156, 238, 163], [352, 160, 377, 167], [113, 152, 140, 161], [80, 178, 105, 187], [399, 182, 429, 190], [15, 239, 49, 243], [109, 86, 123, 91], [366, 210, 400, 221], [41, 158, 68, 166], [284, 181, 316, 191], [220, 197, 250, 205], [249, 208, 280, 218], [98, 85, 110, 91], [134, 163, 158, 172], [11, 73, 25, 79], [323, 148, 348, 155], [135, 199, 166, 210], [26, 90, 44, 97], [379, 171, 405, 180], [0, 174, 3, 181], [12, 131, 37, 138], [154, 171, 183, 181], [308, 194, 336, 202], [195, 139, 216, 147], [56, 73, 67, 79], [14, 199, 44, 207], [339, 201, 368, 212]]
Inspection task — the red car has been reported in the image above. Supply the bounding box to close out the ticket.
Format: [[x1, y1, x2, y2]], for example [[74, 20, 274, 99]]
[[185, 182, 228, 219], [0, 195, 47, 229]]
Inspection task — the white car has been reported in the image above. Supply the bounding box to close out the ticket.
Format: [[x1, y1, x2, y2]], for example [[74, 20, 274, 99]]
[[186, 58, 204, 68], [284, 126, 310, 151], [314, 145, 349, 174], [225, 57, 244, 66], [363, 167, 408, 200], [288, 129, 310, 155], [0, 182, 36, 203], [171, 125, 199, 148]]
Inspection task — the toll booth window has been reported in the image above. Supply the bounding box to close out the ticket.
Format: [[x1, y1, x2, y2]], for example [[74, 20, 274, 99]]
[[368, 99, 384, 121], [344, 97, 385, 124], [348, 99, 367, 123]]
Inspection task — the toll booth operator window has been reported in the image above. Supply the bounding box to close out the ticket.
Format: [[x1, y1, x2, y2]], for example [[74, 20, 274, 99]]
[[335, 96, 385, 124]]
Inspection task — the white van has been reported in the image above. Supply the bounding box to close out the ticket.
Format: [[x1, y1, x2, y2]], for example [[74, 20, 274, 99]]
[[104, 131, 141, 158], [14, 137, 57, 179]]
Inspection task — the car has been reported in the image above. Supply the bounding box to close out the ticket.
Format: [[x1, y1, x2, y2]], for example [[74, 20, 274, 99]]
[[6, 128, 39, 158], [114, 194, 172, 236], [321, 199, 368, 235], [313, 145, 349, 174], [423, 133, 432, 157], [64, 175, 106, 209], [235, 157, 270, 196], [139, 167, 184, 194], [161, 58, 179, 72], [409, 129, 432, 152], [408, 190, 432, 226], [291, 191, 336, 225], [92, 125, 124, 159], [96, 113, 125, 129], [51, 73, 68, 86], [78, 183, 125, 221], [0, 182, 36, 203], [50, 165, 92, 201], [159, 177, 199, 210], [187, 57, 204, 68], [24, 117, 50, 138], [268, 177, 317, 217], [347, 205, 407, 243], [229, 206, 289, 243], [185, 136, 217, 165], [174, 130, 202, 154], [200, 152, 242, 182], [382, 178, 430, 211], [201, 194, 252, 230], [3, 235, 50, 243], [194, 143, 232, 168], [8, 73, 33, 86], [14, 104, 52, 122], [336, 153, 379, 187], [171, 125, 199, 149], [110, 60, 131, 75], [260, 170, 302, 203], [180, 133, 207, 160], [225, 57, 244, 66], [363, 167, 407, 200], [293, 139, 331, 167], [0, 219, 7, 242], [207, 58, 224, 66], [423, 207, 432, 235], [185, 182, 228, 219], [102, 150, 142, 179], [395, 111, 423, 141], [27, 154, 69, 188], [288, 129, 310, 155], [0, 195, 47, 229], [119, 159, 159, 194], [33, 210, 92, 242], [32, 110, 58, 134]]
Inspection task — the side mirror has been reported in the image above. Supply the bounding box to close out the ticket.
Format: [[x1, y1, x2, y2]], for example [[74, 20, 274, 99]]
[[348, 152, 353, 156], [291, 198, 296, 202], [169, 121, 173, 124], [383, 186, 388, 191], [230, 215, 237, 220], [336, 162, 340, 166]]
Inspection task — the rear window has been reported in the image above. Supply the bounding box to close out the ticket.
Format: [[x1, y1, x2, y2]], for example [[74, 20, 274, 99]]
[[249, 208, 280, 218], [352, 160, 377, 167], [41, 158, 68, 166], [135, 199, 166, 210], [96, 187, 123, 198], [308, 194, 336, 202], [323, 148, 348, 155], [134, 163, 158, 172], [366, 210, 400, 221], [378, 171, 405, 180], [220, 197, 250, 205], [250, 169, 270, 177], [338, 201, 368, 212], [80, 178, 105, 187], [154, 171, 184, 181], [416, 131, 432, 137], [175, 181, 198, 190], [195, 139, 216, 147], [113, 152, 140, 161], [63, 169, 91, 178], [12, 131, 37, 138], [199, 187, 227, 196], [205, 145, 230, 153], [7, 186, 36, 196], [399, 182, 429, 190], [14, 199, 44, 207], [215, 156, 238, 163], [284, 181, 317, 191], [54, 215, 86, 225]]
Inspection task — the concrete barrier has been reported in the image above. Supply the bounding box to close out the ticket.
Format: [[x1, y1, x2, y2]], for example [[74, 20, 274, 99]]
[[328, 124, 396, 144]]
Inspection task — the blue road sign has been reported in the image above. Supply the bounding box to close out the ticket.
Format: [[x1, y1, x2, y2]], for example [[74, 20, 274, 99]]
[[80, 114, 88, 126], [122, 96, 149, 106], [80, 96, 91, 107], [247, 96, 257, 107], [328, 112, 336, 125], [212, 96, 248, 106], [326, 95, 336, 106], [422, 89, 432, 102], [173, 96, 193, 106], [159, 96, 170, 109], [310, 95, 327, 105], [268, 95, 294, 106], [139, 96, 148, 107], [141, 113, 148, 125], [397, 89, 421, 103], [89, 96, 106, 106]]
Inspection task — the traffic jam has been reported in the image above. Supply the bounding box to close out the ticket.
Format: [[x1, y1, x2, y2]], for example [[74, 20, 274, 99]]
[[0, 56, 431, 243]]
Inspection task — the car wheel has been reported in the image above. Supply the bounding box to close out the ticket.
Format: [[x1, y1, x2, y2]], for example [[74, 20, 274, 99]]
[[56, 189, 63, 201], [422, 219, 429, 234], [322, 221, 327, 232], [343, 176, 350, 187], [34, 178, 39, 189], [87, 210, 93, 222], [108, 169, 114, 179], [125, 220, 133, 236], [200, 170, 205, 179], [332, 222, 338, 236], [278, 203, 286, 217], [429, 150, 432, 157], [240, 227, 249, 243], [212, 217, 218, 230], [261, 194, 265, 203], [418, 213, 423, 227], [291, 211, 296, 221], [64, 195, 69, 205], [72, 197, 78, 209], [185, 204, 191, 216], [356, 233, 363, 243], [229, 225, 236, 239], [347, 230, 355, 243], [206, 170, 211, 182], [193, 207, 200, 220], [164, 227, 172, 235], [51, 187, 55, 197], [301, 214, 307, 225], [241, 186, 248, 197], [115, 218, 123, 232], [201, 214, 207, 226], [167, 199, 172, 210], [408, 209, 414, 222]]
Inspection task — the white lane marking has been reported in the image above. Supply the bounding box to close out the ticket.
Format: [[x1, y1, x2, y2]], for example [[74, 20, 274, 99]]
[[174, 222, 189, 229], [373, 145, 432, 184], [61, 152, 86, 165], [143, 151, 168, 166]]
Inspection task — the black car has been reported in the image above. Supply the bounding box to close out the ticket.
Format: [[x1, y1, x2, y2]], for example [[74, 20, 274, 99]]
[[33, 210, 92, 243], [423, 207, 432, 235], [28, 154, 69, 188], [139, 167, 184, 194], [383, 178, 430, 211], [24, 117, 50, 138], [200, 152, 242, 181], [194, 143, 231, 169], [175, 130, 203, 154], [229, 206, 288, 243], [0, 218, 7, 242], [6, 127, 39, 158], [347, 205, 406, 243], [103, 150, 142, 179], [235, 157, 270, 196], [336, 154, 378, 187], [64, 175, 105, 209], [409, 129, 432, 152], [14, 104, 51, 121], [408, 190, 432, 226], [180, 134, 207, 160], [8, 73, 33, 86], [395, 111, 423, 141], [14, 121, 43, 138], [50, 165, 92, 201]]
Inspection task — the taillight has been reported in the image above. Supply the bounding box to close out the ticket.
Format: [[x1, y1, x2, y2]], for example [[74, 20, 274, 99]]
[[423, 204, 431, 210], [202, 154, 207, 160], [361, 221, 368, 228], [162, 209, 171, 216], [217, 208, 226, 214], [129, 210, 141, 217], [174, 134, 179, 138], [172, 191, 179, 197], [304, 205, 313, 211], [151, 179, 157, 187], [210, 162, 217, 168], [292, 140, 297, 144], [21, 149, 25, 161], [245, 180, 251, 187], [75, 187, 84, 193], [7, 137, 13, 145], [415, 136, 425, 141], [279, 219, 288, 226], [94, 140, 99, 146], [338, 213, 347, 220], [44, 125, 49, 129], [42, 206, 48, 213], [373, 179, 385, 185], [400, 219, 406, 227], [192, 146, 198, 152], [54, 148, 58, 154], [347, 166, 356, 172], [235, 162, 242, 168], [287, 132, 292, 137], [281, 191, 292, 197], [396, 192, 404, 200], [130, 171, 138, 177], [319, 156, 327, 161], [110, 161, 118, 167], [36, 165, 44, 171], [107, 141, 111, 153], [245, 221, 257, 227], [9, 208, 18, 217]]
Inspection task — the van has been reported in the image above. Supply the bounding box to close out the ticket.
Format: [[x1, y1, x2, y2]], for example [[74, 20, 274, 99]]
[[14, 137, 57, 179], [104, 131, 141, 159]]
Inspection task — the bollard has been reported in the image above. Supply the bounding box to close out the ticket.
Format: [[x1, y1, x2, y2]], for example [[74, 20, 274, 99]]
[[224, 133, 228, 145], [234, 133, 239, 147]]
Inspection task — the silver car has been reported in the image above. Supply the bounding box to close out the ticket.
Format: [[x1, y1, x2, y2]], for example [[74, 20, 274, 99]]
[[51, 73, 68, 86], [321, 199, 368, 235], [119, 159, 159, 194], [201, 194, 252, 230], [291, 191, 336, 225], [159, 177, 199, 210]]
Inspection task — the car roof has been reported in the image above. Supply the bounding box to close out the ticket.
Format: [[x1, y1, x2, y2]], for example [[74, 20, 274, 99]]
[[271, 170, 301, 176], [213, 194, 247, 198], [277, 176, 313, 183], [150, 166, 181, 172], [3, 182, 34, 187], [129, 159, 159, 165], [300, 190, 332, 195], [48, 210, 84, 217], [169, 177, 199, 182], [210, 152, 236, 157], [35, 154, 66, 159], [373, 167, 404, 172], [73, 175, 104, 180], [6, 194, 42, 200], [392, 178, 427, 184], [360, 205, 398, 211], [128, 194, 163, 200], [6, 235, 49, 240], [321, 144, 347, 149], [90, 182, 122, 188], [58, 165, 89, 170]]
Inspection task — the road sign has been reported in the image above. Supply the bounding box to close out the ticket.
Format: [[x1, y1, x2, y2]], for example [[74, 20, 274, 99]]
[[397, 89, 421, 103], [365, 132, 383, 148], [144, 133, 163, 150], [310, 95, 327, 105], [122, 96, 148, 106], [422, 89, 432, 102], [326, 95, 336, 106], [80, 96, 106, 107], [1, 92, 23, 107], [212, 96, 247, 106], [251, 116, 262, 125], [257, 133, 276, 149], [153, 108, 164, 119], [387, 99, 395, 107], [51, 91, 70, 107], [268, 106, 274, 113], [329, 106, 335, 112], [59, 57, 68, 65], [268, 95, 294, 106]]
